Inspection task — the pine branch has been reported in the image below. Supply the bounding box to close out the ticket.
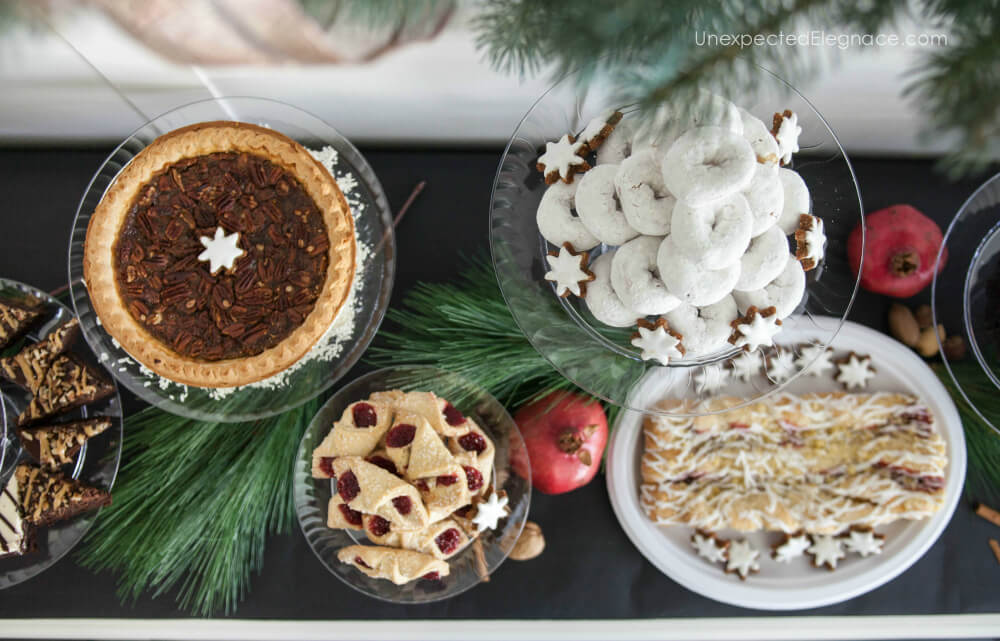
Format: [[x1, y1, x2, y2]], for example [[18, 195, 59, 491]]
[[78, 399, 318, 616]]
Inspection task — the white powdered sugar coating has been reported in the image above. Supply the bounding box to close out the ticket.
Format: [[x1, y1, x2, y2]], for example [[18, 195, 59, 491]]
[[578, 109, 617, 146], [544, 246, 590, 296], [115, 145, 374, 403], [734, 312, 782, 351], [472, 491, 509, 532], [807, 534, 845, 569], [691, 532, 727, 563], [775, 111, 802, 164], [538, 134, 587, 180], [197, 227, 244, 274], [843, 529, 884, 557], [766, 348, 797, 383], [726, 539, 760, 579], [729, 350, 763, 382], [632, 325, 685, 366], [796, 343, 835, 377], [773, 533, 810, 563], [693, 364, 729, 396], [836, 354, 876, 390]]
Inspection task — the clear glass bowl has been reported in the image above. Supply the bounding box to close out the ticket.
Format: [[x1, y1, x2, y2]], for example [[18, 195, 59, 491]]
[[0, 278, 123, 590], [67, 97, 395, 423], [293, 366, 530, 604], [933, 171, 1000, 435], [490, 67, 863, 416]]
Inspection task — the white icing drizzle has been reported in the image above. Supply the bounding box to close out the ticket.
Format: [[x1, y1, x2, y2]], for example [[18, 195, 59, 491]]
[[0, 474, 25, 556], [538, 134, 587, 181], [734, 311, 782, 351], [766, 349, 797, 383], [691, 531, 728, 563], [730, 350, 763, 382], [773, 533, 810, 562], [775, 111, 802, 164], [843, 528, 884, 557], [726, 539, 760, 579], [579, 109, 618, 146], [632, 325, 685, 366], [796, 343, 834, 377], [472, 491, 509, 532], [694, 364, 730, 396], [197, 227, 245, 274], [807, 534, 845, 569], [836, 354, 876, 390], [544, 245, 591, 297]]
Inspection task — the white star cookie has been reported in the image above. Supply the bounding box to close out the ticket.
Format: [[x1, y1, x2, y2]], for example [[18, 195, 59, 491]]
[[836, 352, 876, 390], [631, 318, 686, 366], [578, 109, 623, 151], [544, 243, 595, 297], [691, 530, 729, 564], [772, 531, 810, 563], [729, 306, 782, 352], [772, 110, 802, 165], [471, 490, 509, 533], [765, 347, 797, 383], [198, 227, 245, 275], [842, 527, 885, 557], [537, 134, 590, 184], [795, 343, 834, 377], [694, 364, 730, 396], [807, 534, 846, 570], [794, 214, 826, 271], [729, 350, 763, 382], [725, 539, 761, 580]]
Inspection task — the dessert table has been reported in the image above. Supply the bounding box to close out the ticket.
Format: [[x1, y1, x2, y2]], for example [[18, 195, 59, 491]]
[[0, 148, 998, 639]]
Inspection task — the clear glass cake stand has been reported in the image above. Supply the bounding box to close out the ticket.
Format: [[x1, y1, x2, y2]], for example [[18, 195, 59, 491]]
[[67, 97, 395, 423], [489, 66, 864, 416], [933, 171, 1000, 435]]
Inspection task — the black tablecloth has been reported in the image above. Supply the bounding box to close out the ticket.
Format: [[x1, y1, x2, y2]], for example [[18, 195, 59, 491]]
[[0, 148, 998, 619]]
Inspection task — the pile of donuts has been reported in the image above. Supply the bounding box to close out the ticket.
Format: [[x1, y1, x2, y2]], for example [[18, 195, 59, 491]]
[[535, 92, 826, 366]]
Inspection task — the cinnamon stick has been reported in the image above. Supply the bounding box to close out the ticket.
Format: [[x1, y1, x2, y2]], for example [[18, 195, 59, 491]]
[[976, 503, 1000, 528], [989, 539, 1000, 565]]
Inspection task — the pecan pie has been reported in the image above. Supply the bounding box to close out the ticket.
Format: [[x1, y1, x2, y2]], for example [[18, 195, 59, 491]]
[[84, 121, 356, 388]]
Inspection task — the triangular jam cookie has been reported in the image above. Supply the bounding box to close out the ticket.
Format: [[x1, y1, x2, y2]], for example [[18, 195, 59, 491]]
[[15, 463, 111, 527], [0, 298, 42, 350], [373, 390, 471, 438], [0, 318, 79, 393], [337, 544, 449, 585], [381, 412, 427, 476], [17, 354, 114, 426], [311, 399, 394, 477], [400, 518, 470, 560], [19, 417, 113, 469], [447, 420, 496, 497], [326, 494, 364, 531], [330, 456, 429, 532], [413, 463, 473, 523], [0, 472, 35, 560], [405, 421, 458, 481]]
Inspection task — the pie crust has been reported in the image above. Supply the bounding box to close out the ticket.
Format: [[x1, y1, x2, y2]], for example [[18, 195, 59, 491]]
[[83, 120, 356, 388]]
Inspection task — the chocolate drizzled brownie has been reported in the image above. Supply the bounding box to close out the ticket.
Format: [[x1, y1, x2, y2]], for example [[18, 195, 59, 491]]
[[0, 297, 42, 349], [0, 317, 79, 392], [19, 417, 113, 469], [14, 464, 111, 527], [17, 353, 113, 426], [114, 151, 331, 362]]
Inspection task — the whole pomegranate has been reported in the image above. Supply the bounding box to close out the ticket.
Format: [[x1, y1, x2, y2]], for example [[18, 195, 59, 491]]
[[847, 204, 947, 298], [511, 391, 608, 495]]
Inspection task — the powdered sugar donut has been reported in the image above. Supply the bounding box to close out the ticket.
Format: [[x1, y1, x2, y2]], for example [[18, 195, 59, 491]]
[[576, 164, 640, 246], [739, 108, 780, 166], [666, 295, 739, 357], [742, 163, 784, 237], [657, 235, 741, 306], [670, 193, 753, 269], [584, 251, 639, 327], [615, 150, 675, 236], [662, 126, 756, 207], [611, 235, 680, 315], [732, 256, 805, 319], [596, 119, 634, 165], [777, 167, 811, 234], [734, 225, 790, 291], [536, 180, 600, 250]]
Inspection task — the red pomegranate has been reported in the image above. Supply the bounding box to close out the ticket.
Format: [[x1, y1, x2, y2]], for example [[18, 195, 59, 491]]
[[847, 204, 947, 298], [511, 391, 608, 495]]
